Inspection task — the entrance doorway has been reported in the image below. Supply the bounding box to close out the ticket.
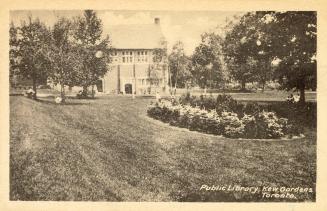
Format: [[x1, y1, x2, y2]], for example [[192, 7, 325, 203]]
[[96, 80, 103, 92], [125, 83, 132, 94]]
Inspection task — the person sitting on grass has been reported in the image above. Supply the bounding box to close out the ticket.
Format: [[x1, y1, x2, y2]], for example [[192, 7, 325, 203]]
[[156, 91, 161, 102], [286, 94, 294, 103], [25, 88, 35, 98], [293, 94, 300, 103]]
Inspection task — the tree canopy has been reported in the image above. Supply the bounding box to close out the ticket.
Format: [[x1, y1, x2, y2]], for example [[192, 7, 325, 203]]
[[191, 32, 225, 89], [271, 11, 317, 103], [168, 41, 192, 90], [222, 11, 316, 101], [15, 17, 52, 99], [73, 10, 111, 97], [46, 17, 83, 102]]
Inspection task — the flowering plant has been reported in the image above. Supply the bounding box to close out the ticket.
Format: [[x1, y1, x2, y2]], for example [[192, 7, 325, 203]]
[[147, 98, 297, 139]]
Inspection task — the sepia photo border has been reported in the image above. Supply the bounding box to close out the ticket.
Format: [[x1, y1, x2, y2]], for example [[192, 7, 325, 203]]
[[1, 0, 327, 210]]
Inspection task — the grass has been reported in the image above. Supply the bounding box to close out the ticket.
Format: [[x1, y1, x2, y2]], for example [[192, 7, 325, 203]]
[[188, 90, 316, 102], [10, 96, 316, 201], [10, 88, 317, 102]]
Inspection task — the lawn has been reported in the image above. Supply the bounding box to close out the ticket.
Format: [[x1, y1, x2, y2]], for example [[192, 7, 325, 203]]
[[10, 96, 316, 201], [184, 90, 316, 102]]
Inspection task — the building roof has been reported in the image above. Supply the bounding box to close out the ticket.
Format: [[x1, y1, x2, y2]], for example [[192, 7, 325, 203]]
[[103, 24, 165, 50]]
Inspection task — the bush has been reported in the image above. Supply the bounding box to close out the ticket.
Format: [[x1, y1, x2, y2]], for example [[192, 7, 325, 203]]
[[147, 99, 299, 139], [243, 102, 261, 115], [242, 114, 257, 138], [76, 90, 96, 99], [179, 94, 241, 115], [216, 95, 238, 113], [255, 111, 285, 138], [221, 112, 244, 138]]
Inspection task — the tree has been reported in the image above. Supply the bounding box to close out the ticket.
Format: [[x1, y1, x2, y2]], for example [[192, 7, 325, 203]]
[[47, 18, 82, 102], [73, 10, 111, 98], [168, 41, 191, 92], [192, 32, 225, 90], [148, 38, 168, 94], [223, 12, 274, 91], [271, 11, 316, 103], [17, 17, 51, 99], [9, 22, 20, 88], [224, 11, 316, 100]]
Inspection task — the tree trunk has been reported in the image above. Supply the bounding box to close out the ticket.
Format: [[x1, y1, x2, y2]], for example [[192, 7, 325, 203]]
[[241, 80, 246, 91], [149, 80, 152, 95], [169, 66, 172, 95], [60, 84, 66, 103], [261, 81, 265, 93], [174, 79, 177, 95], [299, 81, 306, 104], [148, 66, 152, 95], [91, 85, 95, 99], [176, 60, 179, 95], [82, 85, 88, 98], [32, 77, 37, 100]]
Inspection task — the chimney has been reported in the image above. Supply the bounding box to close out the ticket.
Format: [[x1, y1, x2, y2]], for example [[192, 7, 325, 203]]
[[154, 17, 160, 25]]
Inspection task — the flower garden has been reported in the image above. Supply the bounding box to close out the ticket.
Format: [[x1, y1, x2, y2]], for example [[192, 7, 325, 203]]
[[147, 94, 305, 139]]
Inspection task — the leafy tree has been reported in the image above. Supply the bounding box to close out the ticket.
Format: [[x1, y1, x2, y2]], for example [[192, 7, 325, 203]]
[[47, 17, 82, 102], [271, 11, 316, 103], [191, 32, 224, 90], [223, 13, 265, 90], [16, 17, 51, 99], [168, 41, 192, 92], [73, 10, 111, 98], [9, 22, 20, 87], [148, 38, 168, 94], [224, 11, 316, 101], [238, 12, 277, 92]]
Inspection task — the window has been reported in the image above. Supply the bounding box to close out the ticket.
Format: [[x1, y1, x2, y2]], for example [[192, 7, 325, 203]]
[[136, 51, 148, 63], [144, 51, 148, 62], [110, 51, 119, 63], [111, 51, 117, 56], [122, 51, 133, 63]]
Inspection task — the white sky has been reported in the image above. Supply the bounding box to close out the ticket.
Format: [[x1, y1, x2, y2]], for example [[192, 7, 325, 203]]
[[10, 10, 242, 55]]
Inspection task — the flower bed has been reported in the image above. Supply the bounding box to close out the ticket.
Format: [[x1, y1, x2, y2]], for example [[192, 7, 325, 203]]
[[147, 96, 300, 139]]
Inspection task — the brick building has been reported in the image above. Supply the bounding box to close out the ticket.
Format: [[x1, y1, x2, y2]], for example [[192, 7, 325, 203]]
[[98, 18, 169, 95]]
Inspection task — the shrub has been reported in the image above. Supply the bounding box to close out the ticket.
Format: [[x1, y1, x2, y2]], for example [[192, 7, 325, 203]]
[[242, 114, 257, 138], [243, 102, 261, 115], [204, 110, 224, 135], [216, 94, 238, 114], [221, 111, 244, 138], [147, 95, 306, 139], [254, 111, 285, 138], [147, 103, 162, 120]]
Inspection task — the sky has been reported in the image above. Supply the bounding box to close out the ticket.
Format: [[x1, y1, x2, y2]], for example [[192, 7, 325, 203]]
[[10, 10, 243, 55]]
